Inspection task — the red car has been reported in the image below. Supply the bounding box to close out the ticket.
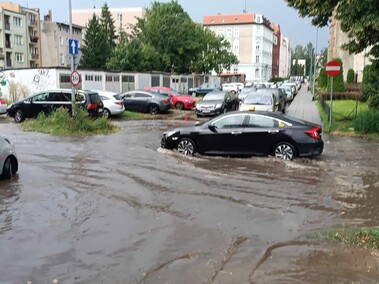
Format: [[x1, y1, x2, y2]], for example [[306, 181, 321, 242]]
[[143, 86, 196, 110]]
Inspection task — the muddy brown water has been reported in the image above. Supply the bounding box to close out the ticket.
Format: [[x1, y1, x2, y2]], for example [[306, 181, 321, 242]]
[[0, 116, 379, 284]]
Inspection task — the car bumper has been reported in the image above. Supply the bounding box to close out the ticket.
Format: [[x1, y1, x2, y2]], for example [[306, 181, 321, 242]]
[[161, 135, 176, 149], [195, 108, 222, 116], [159, 103, 172, 112], [298, 140, 324, 157], [108, 106, 125, 116], [183, 101, 196, 110], [0, 105, 7, 115]]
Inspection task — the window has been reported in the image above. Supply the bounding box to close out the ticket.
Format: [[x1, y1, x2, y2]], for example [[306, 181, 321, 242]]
[[212, 114, 246, 129], [255, 68, 260, 78], [135, 93, 151, 98], [60, 36, 63, 46], [13, 17, 22, 27], [85, 75, 94, 81], [273, 34, 278, 45], [15, 52, 24, 62], [32, 92, 49, 102], [14, 35, 23, 45], [59, 53, 64, 65], [256, 55, 260, 63], [114, 76, 120, 82], [49, 92, 70, 102], [256, 45, 260, 50], [106, 76, 113, 82], [226, 27, 232, 38], [217, 28, 224, 36], [95, 76, 102, 81], [60, 74, 70, 83], [75, 94, 85, 103], [247, 115, 276, 128], [118, 14, 123, 22], [234, 27, 239, 38]]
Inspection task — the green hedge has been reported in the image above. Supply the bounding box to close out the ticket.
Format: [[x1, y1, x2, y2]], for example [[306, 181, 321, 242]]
[[321, 91, 363, 101]]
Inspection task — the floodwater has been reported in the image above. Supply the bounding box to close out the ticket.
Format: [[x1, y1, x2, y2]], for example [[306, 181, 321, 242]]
[[0, 116, 379, 284]]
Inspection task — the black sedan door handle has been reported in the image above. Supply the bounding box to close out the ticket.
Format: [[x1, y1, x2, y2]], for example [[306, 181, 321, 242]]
[[268, 130, 279, 134], [231, 131, 242, 135]]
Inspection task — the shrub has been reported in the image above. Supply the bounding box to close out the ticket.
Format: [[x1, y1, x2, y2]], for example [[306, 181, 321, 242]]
[[318, 67, 327, 88], [368, 93, 379, 110], [353, 111, 379, 133], [327, 58, 345, 92], [361, 64, 379, 109], [346, 69, 355, 83], [321, 91, 363, 101]]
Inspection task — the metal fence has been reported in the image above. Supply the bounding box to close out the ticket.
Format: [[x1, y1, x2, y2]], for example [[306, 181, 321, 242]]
[[318, 92, 330, 121]]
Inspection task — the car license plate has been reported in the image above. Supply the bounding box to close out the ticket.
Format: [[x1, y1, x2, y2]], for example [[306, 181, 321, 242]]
[[98, 108, 103, 112], [203, 110, 210, 113]]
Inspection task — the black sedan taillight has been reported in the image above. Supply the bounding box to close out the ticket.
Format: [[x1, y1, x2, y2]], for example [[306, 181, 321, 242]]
[[305, 127, 321, 139]]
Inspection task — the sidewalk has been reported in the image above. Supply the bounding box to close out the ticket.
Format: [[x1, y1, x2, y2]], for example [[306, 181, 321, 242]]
[[286, 85, 322, 125]]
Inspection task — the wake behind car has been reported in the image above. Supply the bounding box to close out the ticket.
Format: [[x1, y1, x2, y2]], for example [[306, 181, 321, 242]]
[[119, 90, 171, 114], [0, 136, 18, 179], [6, 89, 104, 123], [143, 86, 196, 110], [161, 111, 323, 160], [195, 90, 239, 117]]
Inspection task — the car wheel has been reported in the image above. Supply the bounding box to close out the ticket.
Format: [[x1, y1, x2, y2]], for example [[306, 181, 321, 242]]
[[103, 108, 111, 119], [273, 142, 296, 160], [175, 102, 184, 110], [191, 92, 197, 97], [14, 109, 25, 123], [281, 105, 286, 114], [2, 157, 13, 179], [177, 138, 196, 155], [148, 104, 159, 115]]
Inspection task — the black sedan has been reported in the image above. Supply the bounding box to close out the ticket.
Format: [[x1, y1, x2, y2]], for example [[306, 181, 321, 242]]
[[119, 90, 172, 114], [161, 111, 324, 160], [195, 91, 239, 117]]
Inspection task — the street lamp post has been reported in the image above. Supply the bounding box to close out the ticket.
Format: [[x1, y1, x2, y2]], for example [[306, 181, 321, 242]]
[[312, 27, 319, 98]]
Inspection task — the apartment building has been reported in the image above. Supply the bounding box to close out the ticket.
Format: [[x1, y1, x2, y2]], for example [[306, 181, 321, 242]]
[[271, 23, 281, 78], [279, 37, 291, 78], [72, 7, 145, 34], [0, 2, 41, 68], [41, 10, 83, 67], [203, 13, 275, 82], [328, 10, 369, 82]]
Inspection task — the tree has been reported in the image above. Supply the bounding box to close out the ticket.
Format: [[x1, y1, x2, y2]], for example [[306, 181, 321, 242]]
[[100, 2, 116, 64], [283, 0, 379, 64], [318, 67, 327, 88], [327, 58, 345, 92], [346, 69, 355, 83], [80, 14, 108, 69], [362, 64, 379, 109]]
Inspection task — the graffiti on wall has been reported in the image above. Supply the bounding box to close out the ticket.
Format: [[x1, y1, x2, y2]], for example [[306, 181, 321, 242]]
[[32, 69, 51, 91]]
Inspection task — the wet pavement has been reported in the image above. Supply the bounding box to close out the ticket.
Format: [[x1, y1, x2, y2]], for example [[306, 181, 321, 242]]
[[0, 114, 379, 284]]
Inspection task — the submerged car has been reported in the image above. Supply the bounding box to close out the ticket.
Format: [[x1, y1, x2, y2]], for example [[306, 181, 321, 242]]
[[143, 86, 196, 110], [6, 89, 104, 123], [161, 111, 324, 160], [0, 136, 18, 179], [195, 90, 239, 117]]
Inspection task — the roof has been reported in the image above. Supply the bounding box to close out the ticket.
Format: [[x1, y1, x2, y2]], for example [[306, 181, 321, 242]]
[[203, 13, 255, 26]]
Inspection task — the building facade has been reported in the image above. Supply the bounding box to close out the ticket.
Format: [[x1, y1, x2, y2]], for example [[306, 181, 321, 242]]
[[72, 7, 145, 33], [0, 2, 41, 69], [203, 13, 275, 82], [41, 11, 84, 67], [271, 23, 281, 78], [279, 37, 291, 78], [328, 10, 369, 82]]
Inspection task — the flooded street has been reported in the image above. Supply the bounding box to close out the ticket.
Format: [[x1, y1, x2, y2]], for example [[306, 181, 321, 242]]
[[1, 117, 379, 283]]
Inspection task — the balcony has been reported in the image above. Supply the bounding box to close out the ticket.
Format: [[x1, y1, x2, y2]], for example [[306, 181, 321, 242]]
[[30, 35, 39, 43], [29, 19, 37, 26], [31, 54, 39, 60], [5, 41, 11, 49]]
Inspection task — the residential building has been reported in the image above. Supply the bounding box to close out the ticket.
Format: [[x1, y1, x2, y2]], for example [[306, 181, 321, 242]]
[[328, 9, 369, 82], [279, 37, 291, 78], [72, 7, 145, 34], [271, 23, 281, 78], [0, 2, 41, 68], [41, 10, 84, 67], [203, 13, 274, 82]]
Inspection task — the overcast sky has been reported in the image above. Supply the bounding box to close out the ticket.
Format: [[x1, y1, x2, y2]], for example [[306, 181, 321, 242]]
[[21, 0, 328, 51]]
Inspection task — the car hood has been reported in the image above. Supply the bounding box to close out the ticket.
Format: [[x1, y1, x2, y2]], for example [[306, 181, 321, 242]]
[[164, 125, 199, 136], [197, 99, 223, 106]]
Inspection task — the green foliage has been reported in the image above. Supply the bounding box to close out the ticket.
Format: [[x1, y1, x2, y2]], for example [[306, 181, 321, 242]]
[[291, 43, 314, 77], [318, 67, 327, 88], [346, 69, 355, 83], [354, 111, 379, 133], [368, 93, 379, 110], [21, 108, 119, 136], [291, 59, 304, 76], [327, 58, 345, 92], [361, 64, 379, 109], [100, 2, 117, 61], [107, 0, 237, 73]]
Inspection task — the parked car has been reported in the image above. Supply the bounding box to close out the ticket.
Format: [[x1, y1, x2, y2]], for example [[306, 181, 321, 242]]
[[161, 111, 324, 160], [238, 85, 257, 102], [119, 90, 171, 114], [0, 99, 7, 115], [188, 83, 220, 97], [239, 93, 278, 112], [282, 83, 298, 96], [279, 85, 294, 101], [6, 89, 104, 123], [0, 136, 18, 179], [221, 83, 242, 94], [257, 88, 287, 113], [96, 91, 125, 118], [195, 90, 239, 117], [143, 86, 196, 110]]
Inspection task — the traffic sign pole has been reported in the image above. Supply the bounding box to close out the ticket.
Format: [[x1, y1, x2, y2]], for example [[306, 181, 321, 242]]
[[325, 60, 341, 129], [329, 77, 333, 128], [69, 0, 75, 117]]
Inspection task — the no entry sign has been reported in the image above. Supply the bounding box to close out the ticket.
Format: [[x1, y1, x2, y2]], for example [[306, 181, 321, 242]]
[[325, 60, 341, 77]]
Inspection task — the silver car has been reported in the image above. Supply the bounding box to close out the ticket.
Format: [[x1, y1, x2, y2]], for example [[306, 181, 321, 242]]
[[0, 99, 7, 115], [0, 136, 18, 179]]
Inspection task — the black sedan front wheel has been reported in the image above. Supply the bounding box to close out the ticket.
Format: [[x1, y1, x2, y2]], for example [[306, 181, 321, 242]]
[[273, 142, 296, 160], [177, 138, 196, 155]]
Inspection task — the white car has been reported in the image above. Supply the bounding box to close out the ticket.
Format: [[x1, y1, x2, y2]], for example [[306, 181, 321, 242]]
[[96, 91, 125, 118], [222, 83, 240, 94], [0, 99, 7, 115], [239, 92, 277, 112], [0, 136, 18, 179]]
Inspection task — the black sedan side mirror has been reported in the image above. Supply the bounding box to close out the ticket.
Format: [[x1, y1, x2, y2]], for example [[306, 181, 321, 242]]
[[208, 125, 218, 132]]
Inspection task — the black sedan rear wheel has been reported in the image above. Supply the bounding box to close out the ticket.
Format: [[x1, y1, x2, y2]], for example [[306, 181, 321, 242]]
[[273, 142, 296, 160], [148, 104, 159, 115], [177, 138, 196, 155]]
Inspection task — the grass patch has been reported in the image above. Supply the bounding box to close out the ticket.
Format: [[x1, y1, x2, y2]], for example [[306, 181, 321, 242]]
[[310, 227, 379, 250], [21, 108, 119, 136]]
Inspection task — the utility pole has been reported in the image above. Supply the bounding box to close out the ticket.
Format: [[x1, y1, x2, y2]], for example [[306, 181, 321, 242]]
[[312, 28, 318, 98], [69, 0, 75, 116]]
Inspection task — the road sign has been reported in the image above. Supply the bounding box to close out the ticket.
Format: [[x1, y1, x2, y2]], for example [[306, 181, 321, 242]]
[[68, 39, 79, 55], [70, 70, 81, 86], [325, 60, 341, 77]]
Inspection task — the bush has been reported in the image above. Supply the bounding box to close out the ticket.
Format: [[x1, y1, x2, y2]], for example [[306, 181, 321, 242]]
[[361, 64, 379, 109], [368, 93, 379, 110], [318, 67, 327, 88], [346, 69, 355, 83], [327, 58, 345, 92], [321, 91, 363, 101], [353, 111, 379, 133]]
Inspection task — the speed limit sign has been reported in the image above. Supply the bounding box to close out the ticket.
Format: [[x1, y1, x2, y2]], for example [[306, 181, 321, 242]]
[[70, 70, 81, 86]]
